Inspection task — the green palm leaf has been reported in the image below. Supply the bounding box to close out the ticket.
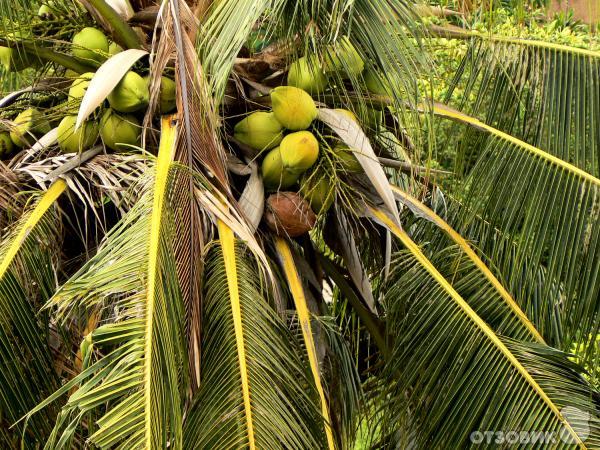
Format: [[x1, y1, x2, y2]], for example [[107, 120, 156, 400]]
[[371, 207, 600, 448], [439, 32, 599, 175], [391, 184, 544, 342], [26, 118, 188, 449], [275, 237, 336, 449], [429, 103, 600, 350], [0, 1, 598, 448], [417, 36, 600, 352], [0, 180, 66, 445], [183, 233, 327, 450]]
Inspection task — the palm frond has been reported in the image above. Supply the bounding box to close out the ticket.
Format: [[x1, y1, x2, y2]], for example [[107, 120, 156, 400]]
[[0, 0, 38, 35], [432, 103, 599, 186], [168, 0, 230, 188], [370, 206, 600, 448], [368, 204, 541, 343], [313, 315, 363, 448], [1, 2, 598, 448], [436, 28, 599, 175], [26, 118, 188, 449], [0, 180, 66, 445], [11, 152, 150, 246], [183, 233, 327, 450], [426, 101, 600, 351], [0, 67, 27, 96], [275, 237, 336, 450], [217, 221, 256, 448], [152, 5, 227, 387], [417, 36, 600, 352], [391, 184, 544, 342]]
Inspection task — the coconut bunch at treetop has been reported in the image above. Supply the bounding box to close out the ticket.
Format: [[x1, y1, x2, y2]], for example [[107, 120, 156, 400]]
[[0, 0, 409, 242], [231, 83, 375, 237], [0, 15, 178, 159], [1, 3, 598, 449], [231, 37, 389, 237], [228, 36, 409, 238]]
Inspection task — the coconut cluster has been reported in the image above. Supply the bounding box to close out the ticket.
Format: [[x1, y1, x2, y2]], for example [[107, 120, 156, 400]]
[[1, 26, 177, 159], [287, 37, 364, 94], [233, 85, 365, 237], [238, 38, 404, 237], [286, 37, 398, 100]]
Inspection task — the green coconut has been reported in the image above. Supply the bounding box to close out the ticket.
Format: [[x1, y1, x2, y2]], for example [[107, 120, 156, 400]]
[[108, 71, 150, 113], [99, 109, 141, 152], [363, 68, 395, 96], [144, 76, 177, 113], [270, 86, 317, 131], [57, 115, 99, 153], [72, 27, 109, 62], [261, 147, 300, 190], [334, 144, 362, 173], [0, 132, 14, 158], [279, 130, 319, 172], [38, 2, 57, 17], [234, 111, 283, 152], [324, 37, 364, 77], [159, 77, 176, 113], [67, 72, 94, 112], [38, 5, 52, 16], [300, 172, 335, 214], [287, 56, 329, 94], [108, 41, 124, 56], [0, 32, 38, 72], [10, 108, 51, 147], [0, 47, 13, 71]]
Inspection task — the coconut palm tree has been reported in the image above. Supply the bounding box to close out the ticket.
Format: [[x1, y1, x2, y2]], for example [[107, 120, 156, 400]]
[[0, 0, 599, 448]]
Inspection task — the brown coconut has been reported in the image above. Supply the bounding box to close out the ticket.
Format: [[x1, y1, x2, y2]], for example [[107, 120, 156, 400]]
[[264, 192, 316, 237]]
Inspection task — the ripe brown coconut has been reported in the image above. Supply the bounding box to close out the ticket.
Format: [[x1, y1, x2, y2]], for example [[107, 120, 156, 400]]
[[264, 192, 316, 237]]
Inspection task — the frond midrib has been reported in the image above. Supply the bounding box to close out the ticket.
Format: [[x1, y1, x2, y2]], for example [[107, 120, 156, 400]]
[[429, 103, 600, 187], [143, 117, 178, 449], [428, 24, 600, 58], [217, 221, 256, 450], [275, 237, 336, 450]]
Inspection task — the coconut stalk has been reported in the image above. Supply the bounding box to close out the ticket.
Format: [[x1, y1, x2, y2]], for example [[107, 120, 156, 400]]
[[0, 39, 92, 74], [317, 253, 389, 359], [83, 0, 142, 50]]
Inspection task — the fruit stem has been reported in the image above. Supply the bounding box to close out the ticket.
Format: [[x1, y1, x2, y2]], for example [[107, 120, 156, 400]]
[[85, 0, 142, 50], [316, 252, 390, 360], [0, 39, 92, 74]]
